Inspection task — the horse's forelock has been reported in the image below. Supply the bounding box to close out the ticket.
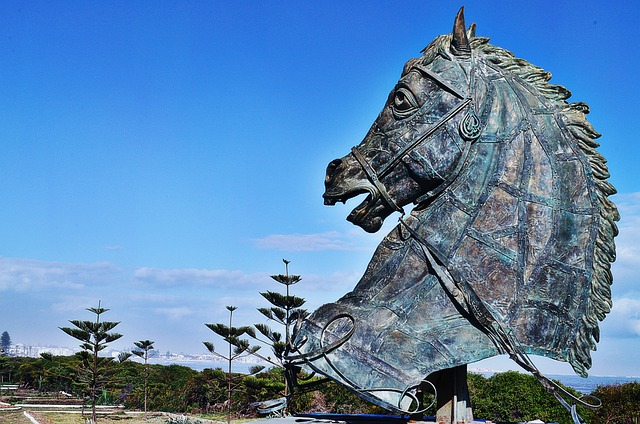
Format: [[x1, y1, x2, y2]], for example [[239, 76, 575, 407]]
[[419, 34, 452, 66], [418, 34, 489, 67]]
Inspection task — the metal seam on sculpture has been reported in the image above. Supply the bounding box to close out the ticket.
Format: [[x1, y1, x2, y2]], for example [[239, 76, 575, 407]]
[[466, 227, 517, 261], [399, 217, 601, 422]]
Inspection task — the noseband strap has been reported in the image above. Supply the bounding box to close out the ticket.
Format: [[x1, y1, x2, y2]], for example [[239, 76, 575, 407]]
[[351, 146, 404, 214]]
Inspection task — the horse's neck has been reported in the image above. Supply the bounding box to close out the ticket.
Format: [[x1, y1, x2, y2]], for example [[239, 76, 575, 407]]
[[413, 73, 596, 279]]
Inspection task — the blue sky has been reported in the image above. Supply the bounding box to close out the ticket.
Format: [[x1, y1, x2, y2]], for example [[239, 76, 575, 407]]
[[1, 1, 639, 377]]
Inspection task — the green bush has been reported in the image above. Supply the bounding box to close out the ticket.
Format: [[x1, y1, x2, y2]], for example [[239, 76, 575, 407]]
[[468, 371, 590, 424], [9, 355, 640, 423], [589, 382, 640, 423]]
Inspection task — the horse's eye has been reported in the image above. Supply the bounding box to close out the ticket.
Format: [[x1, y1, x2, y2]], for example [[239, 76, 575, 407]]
[[392, 87, 419, 118]]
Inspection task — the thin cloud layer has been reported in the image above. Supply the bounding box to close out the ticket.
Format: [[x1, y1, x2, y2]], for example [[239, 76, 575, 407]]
[[134, 267, 267, 289], [593, 193, 640, 339], [610, 193, 640, 296], [154, 306, 195, 321], [0, 257, 120, 292], [604, 297, 640, 337], [253, 231, 378, 252]]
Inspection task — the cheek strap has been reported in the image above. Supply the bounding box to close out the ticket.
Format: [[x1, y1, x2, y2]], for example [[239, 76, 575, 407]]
[[351, 146, 405, 215]]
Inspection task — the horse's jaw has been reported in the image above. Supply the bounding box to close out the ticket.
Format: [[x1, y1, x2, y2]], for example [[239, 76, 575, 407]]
[[323, 184, 392, 233], [345, 194, 389, 233]]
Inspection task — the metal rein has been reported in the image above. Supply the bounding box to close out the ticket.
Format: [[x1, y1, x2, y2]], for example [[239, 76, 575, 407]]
[[286, 313, 438, 415], [398, 219, 602, 424]]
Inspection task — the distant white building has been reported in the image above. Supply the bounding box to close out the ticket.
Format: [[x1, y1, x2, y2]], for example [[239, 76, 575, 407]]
[[8, 344, 75, 357]]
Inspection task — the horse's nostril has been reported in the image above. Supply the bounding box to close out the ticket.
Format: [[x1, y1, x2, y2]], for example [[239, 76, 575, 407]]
[[326, 159, 343, 183]]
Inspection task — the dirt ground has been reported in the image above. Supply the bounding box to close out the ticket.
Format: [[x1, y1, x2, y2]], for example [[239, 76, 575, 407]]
[[1, 410, 261, 424]]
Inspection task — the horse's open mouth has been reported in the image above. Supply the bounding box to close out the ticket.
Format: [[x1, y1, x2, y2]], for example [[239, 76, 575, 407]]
[[323, 187, 385, 232]]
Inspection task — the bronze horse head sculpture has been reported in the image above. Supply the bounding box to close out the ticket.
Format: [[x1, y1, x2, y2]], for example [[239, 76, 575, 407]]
[[288, 8, 618, 422]]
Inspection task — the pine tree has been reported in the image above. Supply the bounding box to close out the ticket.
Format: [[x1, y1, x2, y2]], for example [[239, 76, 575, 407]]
[[60, 301, 123, 423], [0, 331, 11, 353], [204, 306, 263, 424], [251, 259, 308, 412], [132, 339, 155, 417]]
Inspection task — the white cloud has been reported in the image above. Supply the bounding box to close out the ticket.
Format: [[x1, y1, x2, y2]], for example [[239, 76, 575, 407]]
[[0, 257, 120, 292], [101, 245, 125, 251], [610, 192, 640, 297], [51, 296, 108, 314], [253, 230, 380, 252], [154, 307, 195, 320], [133, 267, 268, 289], [615, 192, 640, 216], [128, 293, 183, 304], [601, 297, 640, 338], [592, 192, 640, 343]]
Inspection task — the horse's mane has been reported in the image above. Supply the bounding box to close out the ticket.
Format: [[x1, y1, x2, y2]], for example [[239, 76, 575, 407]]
[[417, 34, 620, 376]]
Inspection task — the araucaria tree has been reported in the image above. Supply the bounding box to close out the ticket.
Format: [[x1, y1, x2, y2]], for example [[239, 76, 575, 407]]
[[132, 339, 155, 416], [253, 259, 308, 405], [204, 306, 263, 424], [60, 301, 123, 423], [1, 331, 11, 353]]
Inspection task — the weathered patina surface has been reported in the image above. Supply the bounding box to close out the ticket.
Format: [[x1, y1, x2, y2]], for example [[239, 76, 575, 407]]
[[288, 7, 618, 420]]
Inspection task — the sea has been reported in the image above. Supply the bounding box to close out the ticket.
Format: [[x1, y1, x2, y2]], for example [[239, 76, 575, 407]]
[[474, 371, 638, 394], [153, 359, 638, 395], [539, 374, 639, 394]]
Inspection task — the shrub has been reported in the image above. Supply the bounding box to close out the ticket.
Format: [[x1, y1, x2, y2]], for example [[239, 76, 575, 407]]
[[589, 382, 640, 423]]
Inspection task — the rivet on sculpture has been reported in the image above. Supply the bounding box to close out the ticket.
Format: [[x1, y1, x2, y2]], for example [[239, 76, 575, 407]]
[[285, 7, 619, 424]]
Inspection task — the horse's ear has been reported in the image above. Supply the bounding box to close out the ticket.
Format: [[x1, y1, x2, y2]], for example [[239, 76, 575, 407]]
[[467, 22, 476, 39], [451, 7, 471, 57]]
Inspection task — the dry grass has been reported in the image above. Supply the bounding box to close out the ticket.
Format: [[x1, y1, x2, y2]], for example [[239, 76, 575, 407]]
[[36, 411, 169, 424], [0, 410, 36, 424], [2, 409, 263, 424], [0, 411, 212, 424]]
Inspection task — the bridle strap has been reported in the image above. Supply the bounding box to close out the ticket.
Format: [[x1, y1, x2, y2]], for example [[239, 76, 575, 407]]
[[411, 64, 466, 100], [349, 54, 482, 214], [351, 146, 404, 214], [351, 95, 471, 215], [376, 97, 471, 180]]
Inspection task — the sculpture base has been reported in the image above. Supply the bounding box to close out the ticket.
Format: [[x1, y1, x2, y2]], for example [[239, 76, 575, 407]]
[[427, 365, 474, 424]]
